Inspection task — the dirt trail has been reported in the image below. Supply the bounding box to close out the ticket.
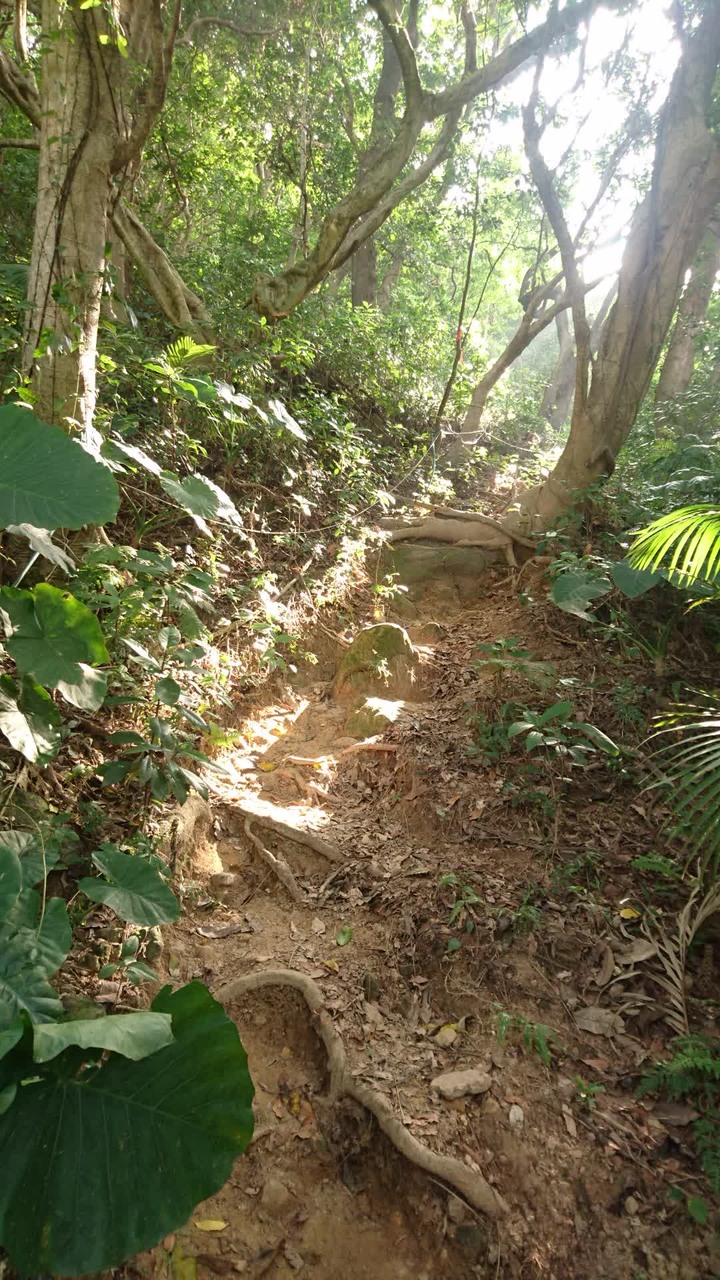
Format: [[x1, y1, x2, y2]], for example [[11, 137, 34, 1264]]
[[151, 576, 718, 1280]]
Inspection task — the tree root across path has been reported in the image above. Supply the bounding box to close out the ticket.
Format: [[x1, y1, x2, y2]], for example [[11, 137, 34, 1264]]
[[244, 820, 307, 904], [381, 506, 537, 568], [217, 968, 507, 1220], [230, 803, 345, 863]]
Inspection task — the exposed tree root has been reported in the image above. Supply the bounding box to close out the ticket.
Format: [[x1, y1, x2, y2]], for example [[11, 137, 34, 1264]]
[[244, 819, 307, 904], [232, 803, 345, 863], [380, 508, 536, 568], [218, 968, 507, 1219]]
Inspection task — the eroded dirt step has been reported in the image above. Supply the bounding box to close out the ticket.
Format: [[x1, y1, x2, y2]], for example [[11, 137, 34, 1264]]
[[157, 586, 718, 1280]]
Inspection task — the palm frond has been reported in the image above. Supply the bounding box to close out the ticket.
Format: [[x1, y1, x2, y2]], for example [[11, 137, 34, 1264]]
[[649, 692, 720, 878], [628, 504, 720, 592], [640, 880, 720, 1035]]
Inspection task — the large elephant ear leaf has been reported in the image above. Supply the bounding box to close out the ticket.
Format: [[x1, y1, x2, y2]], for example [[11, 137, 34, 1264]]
[[0, 583, 109, 690], [79, 845, 180, 926], [550, 569, 611, 620], [0, 981, 255, 1276], [0, 403, 120, 530], [0, 675, 62, 764]]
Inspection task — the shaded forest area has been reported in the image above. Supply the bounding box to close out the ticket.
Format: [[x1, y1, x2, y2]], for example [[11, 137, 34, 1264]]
[[1, 1, 720, 1277]]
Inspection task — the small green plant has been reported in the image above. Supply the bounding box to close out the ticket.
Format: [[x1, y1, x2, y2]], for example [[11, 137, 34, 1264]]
[[610, 678, 652, 730], [637, 1035, 720, 1192], [574, 1076, 605, 1109], [493, 1006, 561, 1067], [627, 849, 676, 880], [552, 848, 605, 894], [506, 885, 544, 935], [667, 1185, 710, 1226], [474, 636, 556, 696], [439, 873, 483, 951], [466, 706, 515, 763], [507, 701, 620, 767]]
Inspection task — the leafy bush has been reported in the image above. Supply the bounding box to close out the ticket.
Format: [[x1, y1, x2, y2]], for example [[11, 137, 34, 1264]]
[[0, 403, 255, 1275]]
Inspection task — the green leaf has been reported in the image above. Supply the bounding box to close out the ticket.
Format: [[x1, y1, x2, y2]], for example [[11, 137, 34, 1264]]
[[539, 701, 574, 724], [335, 925, 353, 946], [0, 937, 62, 1023], [0, 675, 61, 763], [57, 664, 108, 712], [628, 504, 720, 591], [578, 723, 619, 755], [0, 848, 22, 920], [0, 831, 61, 888], [80, 846, 180, 926], [2, 892, 71, 976], [447, 937, 462, 952], [0, 404, 119, 530], [525, 730, 545, 751], [610, 560, 664, 599], [159, 472, 243, 530], [687, 1196, 709, 1225], [4, 523, 75, 573], [0, 1020, 23, 1061], [0, 583, 108, 689], [125, 960, 159, 984], [551, 570, 611, 620], [33, 1011, 174, 1063], [0, 982, 254, 1276], [101, 437, 162, 476], [155, 676, 181, 706]]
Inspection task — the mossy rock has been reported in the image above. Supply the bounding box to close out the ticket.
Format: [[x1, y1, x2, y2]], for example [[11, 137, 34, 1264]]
[[333, 623, 419, 702], [344, 701, 394, 738]]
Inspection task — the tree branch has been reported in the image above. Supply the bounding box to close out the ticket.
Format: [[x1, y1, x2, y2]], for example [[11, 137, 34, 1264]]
[[177, 16, 277, 46], [523, 64, 591, 407], [0, 134, 37, 147], [368, 0, 423, 114], [112, 0, 182, 172], [0, 45, 40, 125], [426, 0, 625, 119]]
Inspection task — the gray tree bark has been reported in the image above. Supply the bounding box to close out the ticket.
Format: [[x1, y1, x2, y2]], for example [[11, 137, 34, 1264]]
[[655, 215, 720, 402], [518, 7, 720, 528], [20, 0, 180, 435]]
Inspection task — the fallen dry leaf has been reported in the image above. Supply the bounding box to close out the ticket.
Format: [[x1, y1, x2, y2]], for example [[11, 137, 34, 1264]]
[[574, 1006, 625, 1037]]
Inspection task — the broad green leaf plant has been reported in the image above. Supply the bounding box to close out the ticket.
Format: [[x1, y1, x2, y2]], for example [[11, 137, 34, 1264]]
[[0, 403, 255, 1275]]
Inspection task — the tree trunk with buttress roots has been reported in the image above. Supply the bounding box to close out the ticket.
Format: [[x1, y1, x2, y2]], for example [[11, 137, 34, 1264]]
[[515, 8, 720, 530], [654, 216, 720, 403], [21, 0, 180, 438]]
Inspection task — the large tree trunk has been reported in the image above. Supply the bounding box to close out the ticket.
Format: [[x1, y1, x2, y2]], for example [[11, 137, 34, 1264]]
[[21, 0, 178, 437], [519, 8, 720, 528], [350, 3, 417, 308], [24, 0, 125, 433], [655, 216, 720, 402]]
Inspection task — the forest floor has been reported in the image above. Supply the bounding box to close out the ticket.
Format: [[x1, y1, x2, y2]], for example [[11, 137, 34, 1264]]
[[137, 558, 719, 1280]]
